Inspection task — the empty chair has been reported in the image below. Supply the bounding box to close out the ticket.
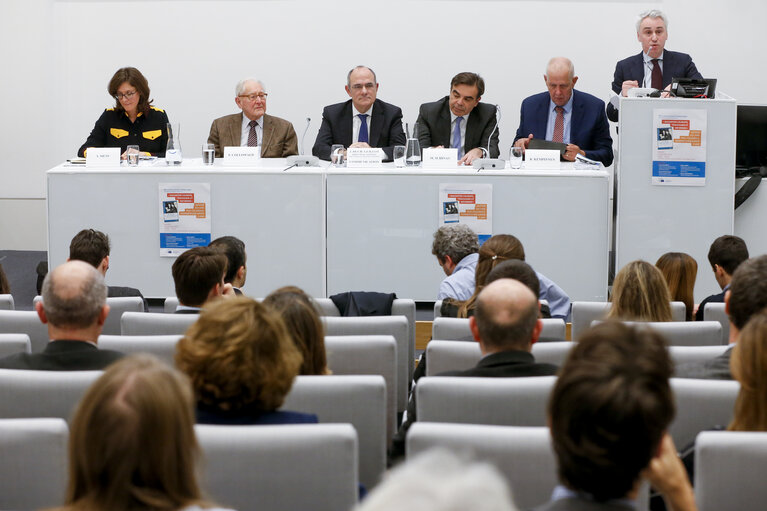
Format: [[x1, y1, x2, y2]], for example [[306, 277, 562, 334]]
[[668, 345, 730, 373], [669, 378, 739, 448], [703, 302, 730, 343], [0, 294, 14, 310], [0, 418, 68, 510], [325, 335, 397, 442], [416, 376, 556, 427], [282, 374, 386, 488], [571, 301, 611, 341], [97, 334, 182, 366], [322, 315, 409, 414], [0, 333, 31, 357], [407, 423, 557, 510], [670, 301, 687, 321], [0, 310, 49, 353], [121, 311, 197, 336], [0, 369, 101, 420], [695, 431, 767, 511], [613, 321, 724, 347], [197, 423, 358, 511], [163, 296, 179, 313], [432, 316, 566, 342], [532, 341, 574, 367]]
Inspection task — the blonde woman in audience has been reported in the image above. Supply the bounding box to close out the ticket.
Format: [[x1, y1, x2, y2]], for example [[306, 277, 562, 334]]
[[729, 312, 767, 430], [608, 260, 673, 322], [175, 296, 317, 425], [263, 285, 330, 375], [656, 252, 698, 321], [53, 354, 233, 511]]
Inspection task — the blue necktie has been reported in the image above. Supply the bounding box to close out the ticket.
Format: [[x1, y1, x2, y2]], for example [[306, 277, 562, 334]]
[[358, 114, 369, 143], [452, 116, 464, 158]]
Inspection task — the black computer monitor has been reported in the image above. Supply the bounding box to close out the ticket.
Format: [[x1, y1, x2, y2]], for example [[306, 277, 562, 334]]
[[736, 104, 767, 170]]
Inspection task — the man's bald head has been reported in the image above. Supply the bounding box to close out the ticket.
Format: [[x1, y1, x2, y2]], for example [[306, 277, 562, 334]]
[[473, 278, 540, 352], [41, 261, 107, 329]]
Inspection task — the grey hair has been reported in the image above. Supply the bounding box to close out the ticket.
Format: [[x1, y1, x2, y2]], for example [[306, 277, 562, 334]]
[[432, 225, 479, 263], [636, 9, 668, 32], [42, 262, 107, 329], [346, 66, 377, 88], [545, 57, 575, 81], [235, 78, 266, 97], [354, 448, 517, 511]]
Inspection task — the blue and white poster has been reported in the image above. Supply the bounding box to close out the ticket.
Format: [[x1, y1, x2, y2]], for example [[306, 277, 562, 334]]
[[158, 183, 211, 256], [652, 109, 707, 186]]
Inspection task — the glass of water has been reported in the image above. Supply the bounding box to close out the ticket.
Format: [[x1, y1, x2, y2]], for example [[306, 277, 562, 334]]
[[393, 145, 406, 167], [126, 145, 140, 166], [330, 144, 345, 167], [405, 138, 421, 167], [202, 143, 215, 165], [509, 146, 523, 169]]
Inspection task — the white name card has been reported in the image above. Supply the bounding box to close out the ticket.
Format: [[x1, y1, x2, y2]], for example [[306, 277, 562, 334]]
[[524, 149, 561, 170], [422, 148, 458, 168], [85, 147, 120, 167], [346, 147, 383, 168], [223, 146, 260, 165]]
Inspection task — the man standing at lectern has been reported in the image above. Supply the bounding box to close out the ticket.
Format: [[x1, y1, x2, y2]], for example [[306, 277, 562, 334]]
[[513, 57, 613, 167], [207, 78, 299, 158], [607, 9, 703, 121]]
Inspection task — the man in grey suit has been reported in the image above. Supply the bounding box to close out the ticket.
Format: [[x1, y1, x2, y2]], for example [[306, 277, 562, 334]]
[[416, 72, 499, 165], [0, 261, 123, 370], [538, 322, 696, 511], [207, 78, 299, 158]]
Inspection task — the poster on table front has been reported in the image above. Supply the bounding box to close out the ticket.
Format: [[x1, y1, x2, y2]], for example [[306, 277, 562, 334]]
[[158, 183, 211, 257], [438, 183, 492, 244], [651, 109, 707, 186]]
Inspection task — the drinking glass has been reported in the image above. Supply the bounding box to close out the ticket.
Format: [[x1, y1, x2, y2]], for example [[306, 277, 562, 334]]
[[509, 146, 523, 169], [330, 144, 345, 167], [393, 145, 406, 167], [202, 143, 215, 165], [405, 138, 421, 167], [126, 145, 140, 166]]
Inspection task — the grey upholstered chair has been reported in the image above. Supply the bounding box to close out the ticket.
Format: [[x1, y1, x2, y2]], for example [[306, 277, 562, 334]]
[[703, 302, 730, 344], [0, 294, 14, 310], [0, 369, 101, 421], [432, 317, 566, 342], [97, 334, 182, 366], [121, 311, 197, 336], [0, 333, 32, 357], [0, 310, 48, 353], [669, 378, 739, 447]]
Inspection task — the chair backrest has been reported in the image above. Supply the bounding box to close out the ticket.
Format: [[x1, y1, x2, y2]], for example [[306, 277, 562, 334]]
[[668, 345, 731, 373], [618, 321, 724, 347], [0, 418, 68, 510], [163, 296, 179, 313], [571, 301, 611, 341], [196, 423, 358, 511], [425, 340, 479, 376], [669, 378, 739, 447], [322, 315, 409, 413], [695, 431, 767, 511], [407, 423, 557, 510], [0, 310, 49, 353], [416, 376, 556, 427], [121, 311, 197, 336], [0, 369, 101, 421], [0, 333, 31, 357], [703, 302, 730, 344], [102, 296, 145, 335], [281, 375, 386, 489], [532, 341, 574, 367], [97, 334, 182, 366], [325, 335, 397, 443], [433, 317, 566, 342], [670, 301, 687, 321], [433, 299, 443, 319], [0, 294, 14, 310]]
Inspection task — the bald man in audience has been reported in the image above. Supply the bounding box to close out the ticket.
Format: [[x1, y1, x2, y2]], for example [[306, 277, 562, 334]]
[[0, 261, 123, 370], [172, 246, 234, 313]]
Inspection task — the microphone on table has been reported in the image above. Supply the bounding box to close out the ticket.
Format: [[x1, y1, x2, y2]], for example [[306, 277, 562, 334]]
[[286, 117, 320, 168], [472, 104, 505, 170]]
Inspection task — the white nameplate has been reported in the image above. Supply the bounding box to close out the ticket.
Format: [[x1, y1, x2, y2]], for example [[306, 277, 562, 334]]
[[525, 149, 561, 170], [423, 148, 458, 168], [223, 146, 260, 165], [346, 147, 383, 168], [85, 147, 120, 167]]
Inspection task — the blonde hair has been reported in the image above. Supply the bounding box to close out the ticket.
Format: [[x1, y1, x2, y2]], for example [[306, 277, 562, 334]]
[[730, 313, 767, 431], [656, 252, 698, 321], [608, 260, 672, 322]]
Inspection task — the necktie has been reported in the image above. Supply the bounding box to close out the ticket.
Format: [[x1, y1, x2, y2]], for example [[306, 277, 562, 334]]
[[247, 120, 258, 147], [651, 59, 663, 90], [553, 107, 564, 143], [452, 116, 464, 158], [358, 114, 369, 143]]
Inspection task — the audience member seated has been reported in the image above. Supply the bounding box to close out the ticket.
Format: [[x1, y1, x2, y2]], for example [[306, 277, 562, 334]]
[[0, 261, 123, 370], [485, 259, 552, 318], [695, 235, 749, 321], [537, 321, 696, 511], [175, 296, 317, 425], [68, 228, 148, 310], [263, 285, 329, 375], [391, 279, 558, 461], [171, 246, 234, 313], [208, 236, 247, 296], [655, 252, 697, 321], [432, 224, 480, 302], [52, 354, 233, 511], [677, 255, 767, 380], [608, 260, 672, 322]]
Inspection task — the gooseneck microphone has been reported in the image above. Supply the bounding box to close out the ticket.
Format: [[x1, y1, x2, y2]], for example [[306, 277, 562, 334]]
[[286, 117, 319, 168], [473, 104, 504, 170]]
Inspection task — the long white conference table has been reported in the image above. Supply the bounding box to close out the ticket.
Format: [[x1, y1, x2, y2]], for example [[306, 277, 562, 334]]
[[47, 159, 610, 301]]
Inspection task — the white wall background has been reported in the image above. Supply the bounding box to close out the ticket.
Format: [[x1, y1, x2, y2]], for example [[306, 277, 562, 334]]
[[1, 0, 764, 249]]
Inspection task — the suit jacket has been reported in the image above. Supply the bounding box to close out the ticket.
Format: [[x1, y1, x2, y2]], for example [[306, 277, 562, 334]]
[[675, 346, 733, 380], [694, 289, 726, 322], [312, 98, 406, 161], [196, 401, 318, 425], [514, 90, 613, 167], [0, 340, 124, 371], [416, 97, 500, 158], [607, 50, 702, 121], [534, 498, 635, 511], [207, 113, 299, 158]]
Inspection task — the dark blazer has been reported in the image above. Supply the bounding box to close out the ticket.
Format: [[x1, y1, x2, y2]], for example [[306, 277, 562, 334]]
[[196, 402, 318, 425], [534, 498, 636, 511], [694, 289, 726, 322], [675, 346, 733, 380], [607, 50, 702, 121], [416, 97, 500, 157], [0, 340, 124, 371], [207, 112, 299, 158], [312, 99, 406, 161], [514, 90, 613, 167], [174, 308, 200, 314]]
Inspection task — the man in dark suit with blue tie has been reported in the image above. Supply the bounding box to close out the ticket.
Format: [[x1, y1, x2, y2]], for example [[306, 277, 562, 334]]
[[513, 57, 613, 167], [607, 9, 702, 122]]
